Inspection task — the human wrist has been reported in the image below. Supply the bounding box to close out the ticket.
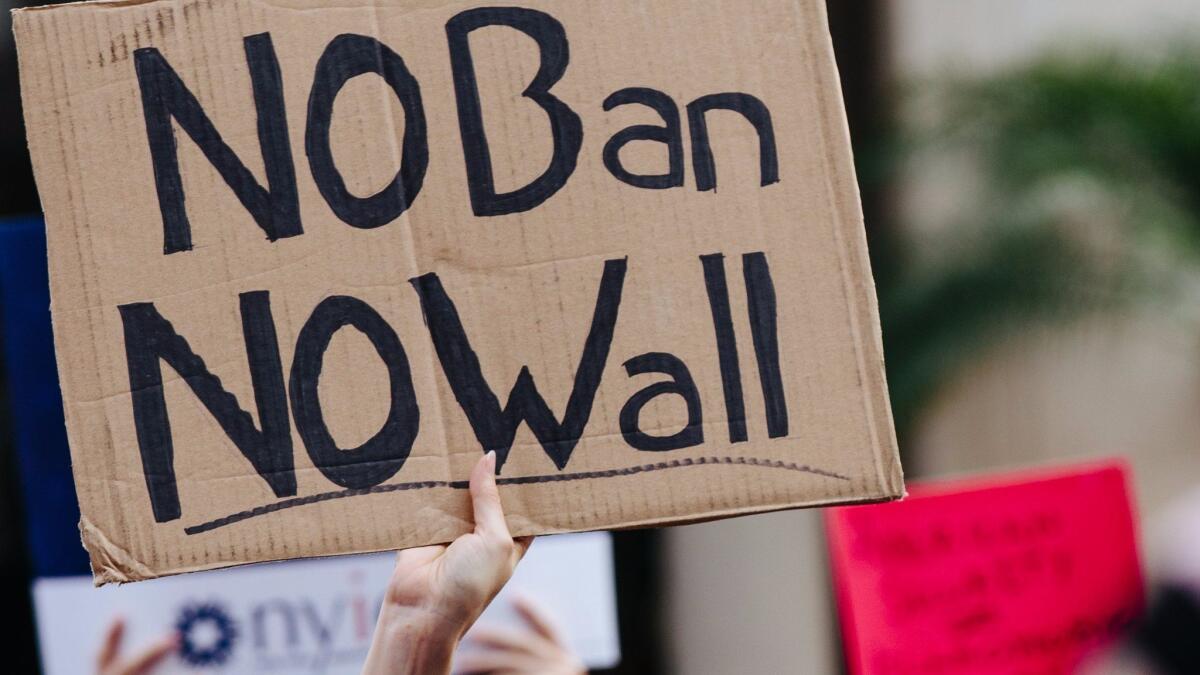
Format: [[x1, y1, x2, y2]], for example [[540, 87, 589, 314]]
[[380, 602, 468, 642], [367, 605, 466, 675]]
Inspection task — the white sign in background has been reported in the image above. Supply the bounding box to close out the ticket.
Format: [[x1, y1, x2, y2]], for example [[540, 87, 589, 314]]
[[34, 533, 619, 673]]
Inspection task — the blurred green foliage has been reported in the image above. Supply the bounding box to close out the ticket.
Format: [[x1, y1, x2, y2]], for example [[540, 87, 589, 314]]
[[874, 50, 1200, 441]]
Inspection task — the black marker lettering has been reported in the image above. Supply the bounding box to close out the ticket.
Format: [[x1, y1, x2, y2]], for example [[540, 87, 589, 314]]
[[134, 33, 300, 254], [619, 352, 703, 451], [306, 34, 428, 229], [410, 258, 627, 470], [118, 292, 294, 523], [687, 93, 779, 192], [446, 7, 583, 216], [743, 252, 788, 438], [700, 253, 747, 443], [289, 296, 420, 489], [602, 87, 684, 190]]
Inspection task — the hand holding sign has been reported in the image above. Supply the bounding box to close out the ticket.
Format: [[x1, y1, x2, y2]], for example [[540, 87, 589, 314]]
[[364, 452, 532, 675]]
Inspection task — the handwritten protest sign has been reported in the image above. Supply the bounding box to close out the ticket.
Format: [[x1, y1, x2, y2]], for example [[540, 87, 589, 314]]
[[13, 0, 902, 583], [826, 461, 1143, 675]]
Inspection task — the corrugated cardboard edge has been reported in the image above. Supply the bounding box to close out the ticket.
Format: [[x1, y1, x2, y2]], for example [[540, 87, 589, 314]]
[[10, 8, 120, 586], [80, 516, 155, 586], [80, 487, 904, 585], [13, 0, 460, 14], [13, 0, 148, 10], [802, 0, 905, 499]]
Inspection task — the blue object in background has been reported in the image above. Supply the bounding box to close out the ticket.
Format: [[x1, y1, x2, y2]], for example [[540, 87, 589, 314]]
[[0, 216, 90, 577]]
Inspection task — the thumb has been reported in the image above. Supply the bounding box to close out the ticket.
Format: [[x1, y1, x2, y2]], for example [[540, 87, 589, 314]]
[[469, 451, 511, 541]]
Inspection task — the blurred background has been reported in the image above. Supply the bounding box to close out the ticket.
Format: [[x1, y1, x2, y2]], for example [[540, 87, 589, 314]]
[[3, 0, 1200, 672]]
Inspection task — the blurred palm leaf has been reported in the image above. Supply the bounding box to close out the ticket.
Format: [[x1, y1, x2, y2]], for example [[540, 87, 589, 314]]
[[878, 49, 1200, 440]]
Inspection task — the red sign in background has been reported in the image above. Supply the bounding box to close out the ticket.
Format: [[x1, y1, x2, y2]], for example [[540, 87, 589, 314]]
[[826, 461, 1143, 675]]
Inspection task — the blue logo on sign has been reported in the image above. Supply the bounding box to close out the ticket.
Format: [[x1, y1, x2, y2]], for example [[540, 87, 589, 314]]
[[175, 602, 238, 667]]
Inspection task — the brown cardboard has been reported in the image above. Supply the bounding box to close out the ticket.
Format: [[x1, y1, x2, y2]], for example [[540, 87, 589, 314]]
[[13, 0, 903, 585]]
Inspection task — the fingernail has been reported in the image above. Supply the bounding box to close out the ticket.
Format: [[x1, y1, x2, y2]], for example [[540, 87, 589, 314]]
[[485, 450, 496, 468]]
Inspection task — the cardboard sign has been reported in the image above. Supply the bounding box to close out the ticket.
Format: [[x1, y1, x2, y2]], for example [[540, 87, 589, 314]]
[[826, 461, 1143, 675], [34, 533, 620, 673], [13, 0, 902, 583]]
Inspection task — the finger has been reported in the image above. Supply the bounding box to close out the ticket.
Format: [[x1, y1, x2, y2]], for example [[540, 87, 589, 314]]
[[117, 634, 177, 675], [469, 451, 510, 541], [467, 626, 548, 655], [454, 650, 538, 674], [97, 617, 125, 670], [512, 595, 567, 646]]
